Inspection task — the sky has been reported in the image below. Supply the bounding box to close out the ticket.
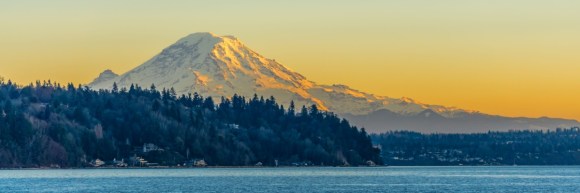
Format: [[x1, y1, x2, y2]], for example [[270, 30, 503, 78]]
[[1, 0, 579, 121]]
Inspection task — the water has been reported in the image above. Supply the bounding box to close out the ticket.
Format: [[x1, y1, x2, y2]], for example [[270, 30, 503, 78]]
[[1, 166, 579, 192]]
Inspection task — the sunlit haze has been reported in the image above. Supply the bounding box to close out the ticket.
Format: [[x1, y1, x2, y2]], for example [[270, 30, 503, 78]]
[[1, 0, 579, 121]]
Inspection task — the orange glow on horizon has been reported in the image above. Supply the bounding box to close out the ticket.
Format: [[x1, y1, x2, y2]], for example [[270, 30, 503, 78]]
[[1, 0, 579, 121]]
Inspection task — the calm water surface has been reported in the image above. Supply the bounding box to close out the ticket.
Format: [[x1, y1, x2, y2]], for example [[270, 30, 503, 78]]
[[0, 166, 579, 192]]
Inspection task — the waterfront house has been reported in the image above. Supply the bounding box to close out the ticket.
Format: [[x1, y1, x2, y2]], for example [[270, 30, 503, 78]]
[[90, 159, 105, 167], [112, 158, 128, 167], [129, 155, 148, 167], [184, 159, 207, 167]]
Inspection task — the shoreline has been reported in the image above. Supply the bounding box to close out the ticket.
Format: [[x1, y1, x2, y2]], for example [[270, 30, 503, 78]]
[[0, 165, 374, 170], [3, 165, 580, 170]]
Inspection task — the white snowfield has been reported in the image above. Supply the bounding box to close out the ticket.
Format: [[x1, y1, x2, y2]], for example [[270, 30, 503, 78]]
[[90, 32, 578, 133], [90, 32, 467, 116]]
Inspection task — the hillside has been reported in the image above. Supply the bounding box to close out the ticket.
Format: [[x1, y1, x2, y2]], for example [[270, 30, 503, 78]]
[[0, 79, 380, 167], [372, 128, 580, 165]]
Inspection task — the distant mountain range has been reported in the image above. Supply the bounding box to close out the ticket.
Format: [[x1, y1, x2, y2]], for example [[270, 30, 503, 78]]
[[89, 32, 579, 133]]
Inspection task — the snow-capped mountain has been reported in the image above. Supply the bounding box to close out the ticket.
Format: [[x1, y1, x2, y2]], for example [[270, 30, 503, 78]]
[[89, 32, 579, 133], [89, 32, 466, 116]]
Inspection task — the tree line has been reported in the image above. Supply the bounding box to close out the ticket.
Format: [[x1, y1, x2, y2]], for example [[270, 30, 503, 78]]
[[372, 128, 580, 165], [0, 78, 381, 167]]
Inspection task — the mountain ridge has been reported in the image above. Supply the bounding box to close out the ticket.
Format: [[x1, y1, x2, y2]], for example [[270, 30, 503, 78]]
[[89, 32, 579, 133], [89, 32, 470, 117]]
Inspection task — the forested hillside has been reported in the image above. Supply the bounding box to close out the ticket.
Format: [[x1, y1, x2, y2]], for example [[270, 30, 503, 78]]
[[0, 78, 381, 167], [372, 129, 580, 165]]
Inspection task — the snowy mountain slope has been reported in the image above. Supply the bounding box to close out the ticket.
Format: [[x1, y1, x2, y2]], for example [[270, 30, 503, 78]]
[[90, 69, 118, 86], [89, 32, 579, 132], [89, 32, 467, 117], [91, 32, 325, 109]]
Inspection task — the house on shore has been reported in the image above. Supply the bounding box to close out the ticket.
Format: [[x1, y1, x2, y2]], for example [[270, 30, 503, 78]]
[[184, 159, 207, 167], [90, 159, 105, 167]]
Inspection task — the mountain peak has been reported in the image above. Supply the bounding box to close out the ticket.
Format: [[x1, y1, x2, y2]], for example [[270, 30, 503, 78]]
[[88, 32, 465, 115], [175, 32, 241, 46], [89, 32, 316, 104], [184, 32, 218, 38], [91, 69, 118, 85], [88, 32, 579, 133]]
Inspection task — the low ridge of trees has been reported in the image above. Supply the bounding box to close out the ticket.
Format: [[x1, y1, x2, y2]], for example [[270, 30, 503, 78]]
[[0, 78, 381, 167], [372, 129, 580, 165]]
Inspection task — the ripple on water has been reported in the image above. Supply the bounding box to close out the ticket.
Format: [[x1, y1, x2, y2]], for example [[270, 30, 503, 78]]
[[1, 166, 580, 193]]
